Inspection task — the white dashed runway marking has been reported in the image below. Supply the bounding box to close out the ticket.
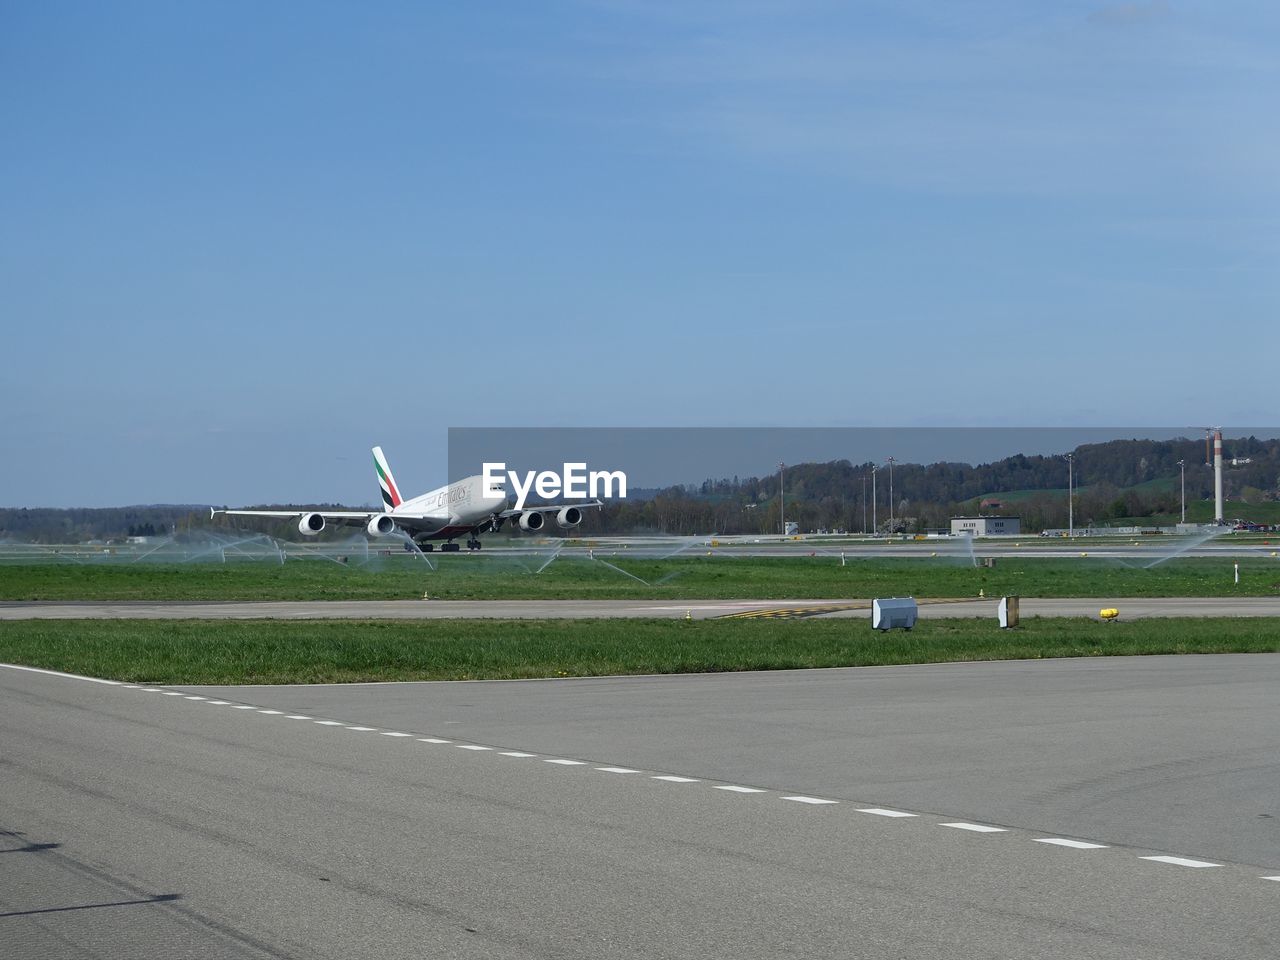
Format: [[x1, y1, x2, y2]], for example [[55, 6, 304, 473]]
[[1035, 838, 1108, 849], [1141, 855, 1220, 868], [4, 661, 1276, 891]]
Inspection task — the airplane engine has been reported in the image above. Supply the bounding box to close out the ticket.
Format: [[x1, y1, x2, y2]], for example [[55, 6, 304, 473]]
[[555, 506, 582, 529], [298, 513, 325, 536], [519, 511, 545, 532], [367, 514, 396, 537]]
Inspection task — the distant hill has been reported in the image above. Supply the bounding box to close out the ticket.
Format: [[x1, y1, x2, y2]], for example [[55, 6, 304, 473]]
[[591, 436, 1280, 535], [3, 437, 1276, 539], [0, 505, 217, 543]]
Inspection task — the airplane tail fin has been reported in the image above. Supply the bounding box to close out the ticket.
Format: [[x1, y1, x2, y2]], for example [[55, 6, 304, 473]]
[[372, 446, 403, 511]]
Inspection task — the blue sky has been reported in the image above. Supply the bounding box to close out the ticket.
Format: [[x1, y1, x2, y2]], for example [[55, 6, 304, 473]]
[[2, 1, 1276, 506]]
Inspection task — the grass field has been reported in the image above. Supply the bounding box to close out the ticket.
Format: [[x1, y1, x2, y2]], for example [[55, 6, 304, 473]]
[[1106, 500, 1280, 526], [1, 617, 1277, 684], [1, 556, 1278, 601], [969, 489, 1273, 522]]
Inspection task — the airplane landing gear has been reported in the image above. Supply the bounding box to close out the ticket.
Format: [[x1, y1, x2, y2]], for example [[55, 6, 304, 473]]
[[466, 538, 482, 550], [419, 543, 434, 552], [441, 542, 461, 553]]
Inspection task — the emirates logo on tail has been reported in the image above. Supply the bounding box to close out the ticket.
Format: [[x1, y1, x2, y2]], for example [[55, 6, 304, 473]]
[[373, 446, 403, 510]]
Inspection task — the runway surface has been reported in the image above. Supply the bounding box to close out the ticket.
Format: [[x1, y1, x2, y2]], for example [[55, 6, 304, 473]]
[[700, 541, 1279, 559], [3, 595, 1280, 619], [3, 656, 1279, 958], [6, 533, 1276, 566]]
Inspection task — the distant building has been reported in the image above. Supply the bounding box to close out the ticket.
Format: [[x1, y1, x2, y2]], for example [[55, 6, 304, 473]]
[[950, 516, 1021, 537], [979, 498, 1004, 509]]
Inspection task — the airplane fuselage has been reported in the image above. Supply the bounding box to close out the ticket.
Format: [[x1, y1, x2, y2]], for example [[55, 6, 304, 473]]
[[391, 474, 508, 540]]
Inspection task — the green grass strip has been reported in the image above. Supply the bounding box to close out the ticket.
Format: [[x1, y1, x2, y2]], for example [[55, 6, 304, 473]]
[[2, 555, 1279, 601], [2, 617, 1277, 685]]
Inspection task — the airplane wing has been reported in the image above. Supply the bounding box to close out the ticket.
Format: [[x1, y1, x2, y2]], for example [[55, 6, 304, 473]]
[[212, 508, 376, 527], [495, 500, 604, 520], [212, 508, 453, 537]]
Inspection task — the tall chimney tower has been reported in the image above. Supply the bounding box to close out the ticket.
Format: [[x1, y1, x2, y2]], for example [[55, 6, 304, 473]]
[[1213, 429, 1224, 524]]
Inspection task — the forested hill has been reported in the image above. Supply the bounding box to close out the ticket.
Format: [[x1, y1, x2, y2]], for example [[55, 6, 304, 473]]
[[695, 436, 1280, 507], [0, 504, 343, 543], [2, 437, 1277, 540], [605, 436, 1280, 534]]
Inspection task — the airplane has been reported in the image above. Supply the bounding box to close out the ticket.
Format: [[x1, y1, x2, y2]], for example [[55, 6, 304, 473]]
[[212, 446, 601, 552]]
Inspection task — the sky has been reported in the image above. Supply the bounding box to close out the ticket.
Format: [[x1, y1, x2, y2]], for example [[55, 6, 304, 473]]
[[2, 1, 1277, 506]]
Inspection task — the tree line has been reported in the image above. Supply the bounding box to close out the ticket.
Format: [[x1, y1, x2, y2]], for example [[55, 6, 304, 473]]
[[575, 436, 1280, 535], [3, 437, 1276, 541]]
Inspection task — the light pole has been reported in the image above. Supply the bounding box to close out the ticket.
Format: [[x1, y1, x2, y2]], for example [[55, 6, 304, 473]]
[[887, 456, 896, 534], [1177, 459, 1186, 524], [861, 473, 868, 534], [871, 465, 877, 535], [779, 461, 785, 536], [1064, 453, 1075, 538]]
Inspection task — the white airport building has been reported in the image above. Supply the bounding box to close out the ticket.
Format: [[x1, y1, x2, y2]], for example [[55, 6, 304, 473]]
[[950, 516, 1021, 537]]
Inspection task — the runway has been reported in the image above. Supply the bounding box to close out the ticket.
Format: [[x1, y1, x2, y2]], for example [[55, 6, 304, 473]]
[[3, 596, 1280, 619], [698, 540, 1279, 559], [3, 656, 1279, 959], [6, 533, 1276, 566]]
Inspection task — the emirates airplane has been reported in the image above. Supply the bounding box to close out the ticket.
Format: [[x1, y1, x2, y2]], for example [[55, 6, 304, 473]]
[[213, 446, 600, 551]]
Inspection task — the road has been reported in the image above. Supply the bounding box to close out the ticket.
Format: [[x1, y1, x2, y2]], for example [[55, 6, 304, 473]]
[[3, 596, 1280, 620], [3, 656, 1279, 958]]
